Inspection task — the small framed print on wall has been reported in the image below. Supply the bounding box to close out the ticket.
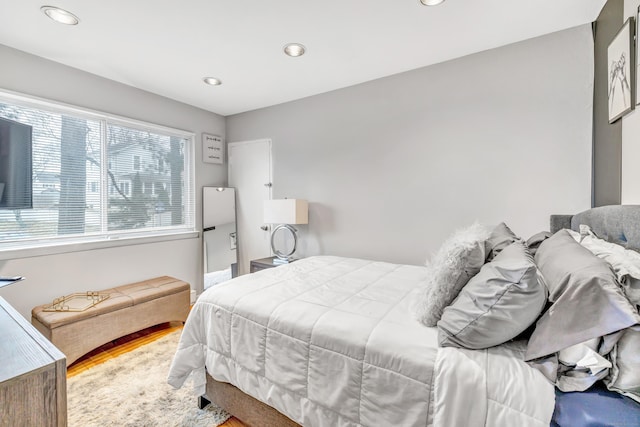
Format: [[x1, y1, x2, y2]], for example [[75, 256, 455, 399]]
[[608, 16, 635, 123], [202, 133, 224, 164]]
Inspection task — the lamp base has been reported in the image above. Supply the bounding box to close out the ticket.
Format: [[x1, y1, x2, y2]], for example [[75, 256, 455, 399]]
[[273, 257, 293, 265], [271, 224, 299, 261]]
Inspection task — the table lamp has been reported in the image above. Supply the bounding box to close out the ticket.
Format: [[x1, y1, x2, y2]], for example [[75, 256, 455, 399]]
[[263, 199, 308, 262]]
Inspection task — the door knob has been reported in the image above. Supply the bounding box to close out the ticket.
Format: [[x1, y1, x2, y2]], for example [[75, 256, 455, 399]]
[[260, 225, 269, 231]]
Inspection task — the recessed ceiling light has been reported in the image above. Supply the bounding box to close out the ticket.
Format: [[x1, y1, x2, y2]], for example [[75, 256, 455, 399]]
[[203, 77, 222, 86], [284, 43, 306, 57], [420, 0, 445, 5], [41, 6, 80, 25]]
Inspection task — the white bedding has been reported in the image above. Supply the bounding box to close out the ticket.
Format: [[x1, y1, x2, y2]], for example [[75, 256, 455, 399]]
[[204, 267, 232, 290], [168, 256, 554, 426]]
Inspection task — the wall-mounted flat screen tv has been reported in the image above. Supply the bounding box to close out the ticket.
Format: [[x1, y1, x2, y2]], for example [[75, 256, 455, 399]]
[[0, 117, 33, 210]]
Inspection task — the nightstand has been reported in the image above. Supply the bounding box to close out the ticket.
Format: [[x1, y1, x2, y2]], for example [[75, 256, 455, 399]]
[[250, 256, 296, 273]]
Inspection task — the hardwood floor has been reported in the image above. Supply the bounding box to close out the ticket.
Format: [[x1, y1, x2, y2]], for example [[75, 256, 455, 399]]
[[221, 417, 247, 427], [66, 321, 247, 426]]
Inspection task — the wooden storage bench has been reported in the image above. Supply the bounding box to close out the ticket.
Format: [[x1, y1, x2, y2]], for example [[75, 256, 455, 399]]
[[31, 276, 190, 367]]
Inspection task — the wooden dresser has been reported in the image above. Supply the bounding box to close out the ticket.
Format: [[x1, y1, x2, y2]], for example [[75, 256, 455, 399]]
[[0, 296, 67, 426]]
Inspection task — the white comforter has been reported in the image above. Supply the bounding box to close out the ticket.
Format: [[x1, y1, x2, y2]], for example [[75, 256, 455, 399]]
[[168, 256, 554, 427]]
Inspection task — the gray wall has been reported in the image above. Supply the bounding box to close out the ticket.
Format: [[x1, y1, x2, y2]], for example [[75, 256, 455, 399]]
[[227, 25, 594, 266], [622, 0, 640, 202], [0, 44, 226, 319], [593, 0, 623, 206]]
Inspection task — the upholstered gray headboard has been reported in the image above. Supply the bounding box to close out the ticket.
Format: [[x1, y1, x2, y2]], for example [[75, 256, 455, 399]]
[[550, 205, 640, 251]]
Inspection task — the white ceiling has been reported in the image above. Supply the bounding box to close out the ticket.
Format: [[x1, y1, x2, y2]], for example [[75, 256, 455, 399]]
[[0, 0, 606, 116]]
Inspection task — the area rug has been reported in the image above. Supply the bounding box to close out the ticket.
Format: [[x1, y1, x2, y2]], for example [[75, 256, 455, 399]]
[[67, 329, 231, 427]]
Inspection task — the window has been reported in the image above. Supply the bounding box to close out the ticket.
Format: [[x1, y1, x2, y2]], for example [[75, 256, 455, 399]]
[[119, 181, 131, 197], [0, 92, 195, 252]]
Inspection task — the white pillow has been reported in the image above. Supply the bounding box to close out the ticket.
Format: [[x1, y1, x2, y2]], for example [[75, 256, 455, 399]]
[[414, 222, 490, 327], [566, 228, 581, 242]]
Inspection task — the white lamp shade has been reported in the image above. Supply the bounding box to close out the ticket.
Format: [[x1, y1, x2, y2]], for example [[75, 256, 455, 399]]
[[264, 199, 308, 224]]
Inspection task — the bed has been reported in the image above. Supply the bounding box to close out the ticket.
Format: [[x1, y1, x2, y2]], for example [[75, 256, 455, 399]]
[[168, 205, 640, 427]]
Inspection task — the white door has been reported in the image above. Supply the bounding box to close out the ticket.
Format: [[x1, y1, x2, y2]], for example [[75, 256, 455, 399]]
[[228, 139, 272, 275]]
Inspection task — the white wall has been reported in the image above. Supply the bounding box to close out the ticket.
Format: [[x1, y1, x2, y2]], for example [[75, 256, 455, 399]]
[[0, 44, 226, 319], [622, 0, 640, 202], [227, 25, 594, 266]]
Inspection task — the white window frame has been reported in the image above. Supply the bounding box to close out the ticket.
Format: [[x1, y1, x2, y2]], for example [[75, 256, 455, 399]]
[[0, 89, 197, 260]]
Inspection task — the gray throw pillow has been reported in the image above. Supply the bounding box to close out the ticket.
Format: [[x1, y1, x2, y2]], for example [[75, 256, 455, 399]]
[[525, 231, 552, 256], [485, 222, 519, 262], [414, 222, 490, 327], [525, 230, 640, 361], [437, 241, 546, 349], [606, 325, 640, 402]]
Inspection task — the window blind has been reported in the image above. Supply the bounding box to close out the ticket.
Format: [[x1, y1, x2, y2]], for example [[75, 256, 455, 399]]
[[0, 94, 195, 250]]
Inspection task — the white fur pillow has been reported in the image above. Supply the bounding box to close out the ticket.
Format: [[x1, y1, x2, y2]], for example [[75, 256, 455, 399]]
[[414, 222, 490, 327]]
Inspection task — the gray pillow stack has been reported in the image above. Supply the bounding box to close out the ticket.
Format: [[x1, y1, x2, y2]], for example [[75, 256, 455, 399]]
[[484, 222, 519, 262], [525, 230, 640, 362], [525, 228, 640, 399], [607, 325, 640, 402], [438, 241, 546, 349]]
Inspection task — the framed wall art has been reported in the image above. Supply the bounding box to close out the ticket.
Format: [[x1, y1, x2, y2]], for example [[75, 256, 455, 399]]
[[608, 17, 635, 123], [202, 133, 224, 164], [637, 7, 640, 106]]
